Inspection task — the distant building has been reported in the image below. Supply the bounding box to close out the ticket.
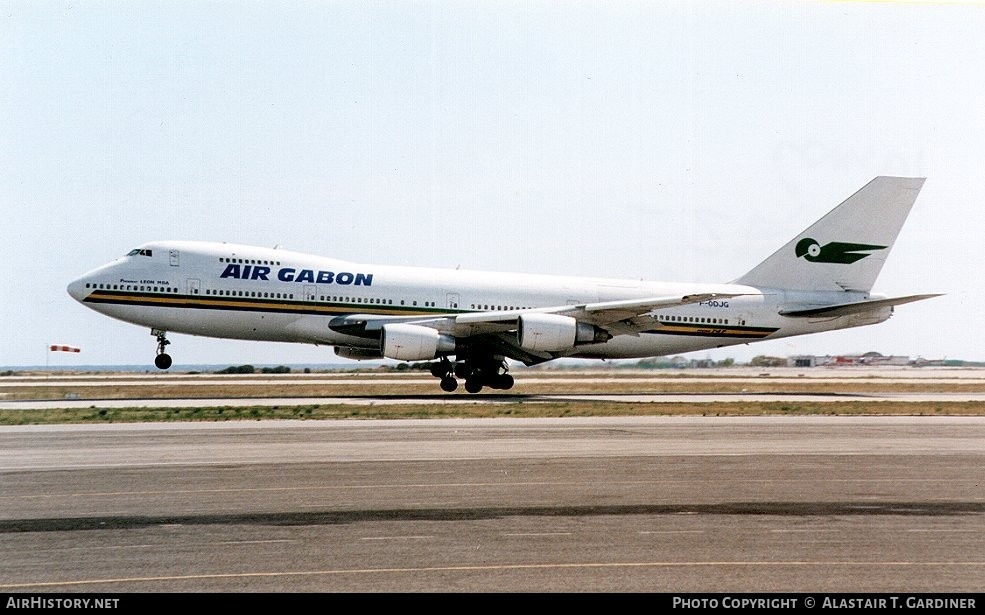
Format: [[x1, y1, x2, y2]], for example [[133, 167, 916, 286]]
[[790, 355, 819, 367], [788, 352, 910, 367]]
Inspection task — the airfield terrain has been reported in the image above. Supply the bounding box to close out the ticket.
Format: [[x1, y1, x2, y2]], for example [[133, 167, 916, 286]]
[[1, 365, 985, 421], [1, 366, 983, 593]]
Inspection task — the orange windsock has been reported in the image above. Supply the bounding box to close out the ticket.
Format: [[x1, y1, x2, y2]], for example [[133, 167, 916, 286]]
[[49, 345, 81, 353]]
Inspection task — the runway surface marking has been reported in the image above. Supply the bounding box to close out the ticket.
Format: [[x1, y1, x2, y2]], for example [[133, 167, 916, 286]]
[[359, 535, 435, 541], [638, 530, 705, 535]]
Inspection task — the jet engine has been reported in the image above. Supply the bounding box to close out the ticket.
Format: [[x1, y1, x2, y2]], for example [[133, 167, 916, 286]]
[[517, 313, 610, 352], [381, 323, 456, 361]]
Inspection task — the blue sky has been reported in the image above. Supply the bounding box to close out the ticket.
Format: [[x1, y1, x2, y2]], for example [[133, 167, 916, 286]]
[[2, 1, 981, 367]]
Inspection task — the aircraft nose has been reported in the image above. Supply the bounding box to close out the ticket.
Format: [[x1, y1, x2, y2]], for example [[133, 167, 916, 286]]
[[67, 277, 89, 303]]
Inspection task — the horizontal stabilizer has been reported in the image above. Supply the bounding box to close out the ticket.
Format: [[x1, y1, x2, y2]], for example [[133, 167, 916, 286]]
[[779, 294, 942, 318]]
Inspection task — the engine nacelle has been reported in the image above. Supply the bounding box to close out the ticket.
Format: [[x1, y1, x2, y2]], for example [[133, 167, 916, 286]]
[[517, 313, 610, 352], [380, 323, 456, 361], [334, 346, 384, 361]]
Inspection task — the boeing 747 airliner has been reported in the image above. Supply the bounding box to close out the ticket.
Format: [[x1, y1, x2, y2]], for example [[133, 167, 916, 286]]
[[68, 176, 939, 392]]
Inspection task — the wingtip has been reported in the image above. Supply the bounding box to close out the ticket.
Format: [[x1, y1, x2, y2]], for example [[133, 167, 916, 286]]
[[874, 175, 927, 184]]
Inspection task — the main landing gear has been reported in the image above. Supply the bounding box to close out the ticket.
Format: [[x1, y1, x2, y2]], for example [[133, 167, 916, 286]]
[[152, 329, 172, 370], [429, 357, 514, 393]]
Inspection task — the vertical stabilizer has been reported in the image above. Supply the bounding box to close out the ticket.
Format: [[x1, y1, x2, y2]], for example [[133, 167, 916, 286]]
[[732, 176, 925, 293]]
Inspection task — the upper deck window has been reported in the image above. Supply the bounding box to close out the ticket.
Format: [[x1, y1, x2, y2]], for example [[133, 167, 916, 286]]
[[127, 249, 153, 257]]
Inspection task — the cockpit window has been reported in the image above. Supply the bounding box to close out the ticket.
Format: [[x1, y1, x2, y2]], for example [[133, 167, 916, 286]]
[[127, 249, 153, 257]]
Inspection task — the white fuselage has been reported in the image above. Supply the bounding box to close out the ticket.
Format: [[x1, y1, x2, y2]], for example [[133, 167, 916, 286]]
[[67, 241, 891, 361]]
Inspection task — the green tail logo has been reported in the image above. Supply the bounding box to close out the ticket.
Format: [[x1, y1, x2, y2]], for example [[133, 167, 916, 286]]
[[795, 238, 887, 264]]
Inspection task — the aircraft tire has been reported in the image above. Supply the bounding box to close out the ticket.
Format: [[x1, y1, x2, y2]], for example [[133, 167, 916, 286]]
[[496, 374, 514, 390]]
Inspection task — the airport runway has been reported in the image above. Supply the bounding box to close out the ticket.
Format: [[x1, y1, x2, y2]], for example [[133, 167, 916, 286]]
[[1, 416, 983, 593]]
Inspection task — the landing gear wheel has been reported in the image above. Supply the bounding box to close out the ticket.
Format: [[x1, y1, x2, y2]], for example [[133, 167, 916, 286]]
[[464, 377, 484, 394], [439, 376, 458, 392], [152, 329, 172, 370], [492, 374, 514, 390], [155, 353, 173, 370]]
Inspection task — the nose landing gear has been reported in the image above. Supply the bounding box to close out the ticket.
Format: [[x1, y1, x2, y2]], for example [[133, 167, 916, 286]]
[[152, 329, 172, 370]]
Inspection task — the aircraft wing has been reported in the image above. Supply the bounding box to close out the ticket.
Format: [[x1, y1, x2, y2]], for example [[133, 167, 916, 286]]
[[329, 292, 749, 363], [453, 292, 750, 335], [331, 292, 747, 336], [558, 293, 753, 334], [778, 294, 942, 318]]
